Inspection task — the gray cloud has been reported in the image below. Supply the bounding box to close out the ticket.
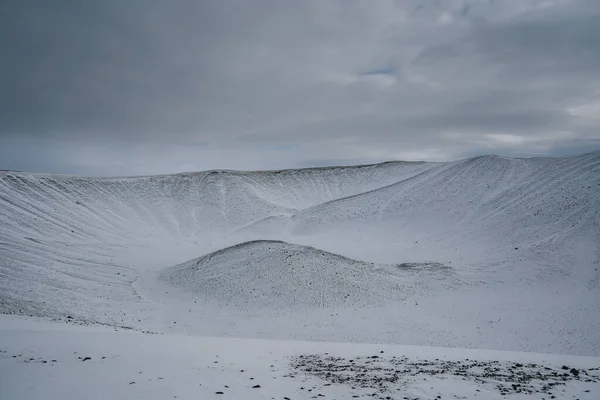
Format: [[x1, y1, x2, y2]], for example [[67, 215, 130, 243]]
[[1, 0, 599, 175]]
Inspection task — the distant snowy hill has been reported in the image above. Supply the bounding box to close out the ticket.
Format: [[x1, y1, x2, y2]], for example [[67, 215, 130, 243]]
[[1, 152, 599, 355]]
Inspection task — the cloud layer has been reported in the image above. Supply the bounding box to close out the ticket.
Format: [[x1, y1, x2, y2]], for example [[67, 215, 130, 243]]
[[1, 0, 599, 175]]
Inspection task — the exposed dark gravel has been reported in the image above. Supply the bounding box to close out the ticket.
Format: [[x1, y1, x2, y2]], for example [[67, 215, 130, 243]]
[[290, 353, 600, 398]]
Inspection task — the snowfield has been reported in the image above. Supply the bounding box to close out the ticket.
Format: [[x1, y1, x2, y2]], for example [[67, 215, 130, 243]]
[[1, 316, 599, 400], [1, 152, 600, 398]]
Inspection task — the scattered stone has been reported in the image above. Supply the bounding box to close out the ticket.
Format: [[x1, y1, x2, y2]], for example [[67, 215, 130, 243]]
[[290, 354, 600, 398], [252, 385, 261, 388]]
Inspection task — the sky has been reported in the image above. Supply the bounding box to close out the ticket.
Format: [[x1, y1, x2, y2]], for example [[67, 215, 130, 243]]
[[1, 0, 599, 176]]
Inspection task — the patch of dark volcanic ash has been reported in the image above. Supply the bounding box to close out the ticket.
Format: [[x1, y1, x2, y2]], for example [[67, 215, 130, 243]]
[[289, 354, 600, 397]]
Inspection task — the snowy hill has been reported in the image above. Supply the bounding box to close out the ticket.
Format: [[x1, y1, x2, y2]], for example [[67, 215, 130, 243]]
[[288, 153, 600, 281], [0, 152, 599, 356], [160, 240, 456, 309], [0, 161, 432, 319]]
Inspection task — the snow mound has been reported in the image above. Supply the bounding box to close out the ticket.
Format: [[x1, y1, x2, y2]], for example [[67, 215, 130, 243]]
[[160, 240, 455, 309]]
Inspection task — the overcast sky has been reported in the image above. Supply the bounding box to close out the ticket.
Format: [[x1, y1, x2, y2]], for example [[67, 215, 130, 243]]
[[1, 0, 599, 175]]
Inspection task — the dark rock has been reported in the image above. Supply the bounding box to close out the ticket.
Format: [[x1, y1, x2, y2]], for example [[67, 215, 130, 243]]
[[252, 385, 261, 388], [215, 391, 224, 395], [82, 357, 91, 361]]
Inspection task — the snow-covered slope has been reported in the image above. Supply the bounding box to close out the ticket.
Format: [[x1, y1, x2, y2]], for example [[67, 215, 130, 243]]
[[1, 152, 599, 356], [0, 162, 432, 319], [160, 240, 457, 309], [289, 153, 600, 281]]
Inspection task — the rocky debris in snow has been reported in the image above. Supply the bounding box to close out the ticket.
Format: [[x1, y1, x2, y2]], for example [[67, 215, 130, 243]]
[[290, 354, 600, 398]]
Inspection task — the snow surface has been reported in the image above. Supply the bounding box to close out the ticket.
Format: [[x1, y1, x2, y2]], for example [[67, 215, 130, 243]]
[[1, 316, 599, 400], [1, 152, 600, 398]]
